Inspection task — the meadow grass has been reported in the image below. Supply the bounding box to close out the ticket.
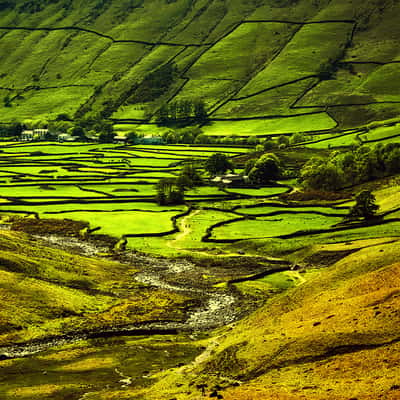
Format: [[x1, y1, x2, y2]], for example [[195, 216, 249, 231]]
[[212, 213, 342, 240], [296, 65, 378, 108], [215, 77, 319, 118], [305, 131, 360, 148], [203, 113, 337, 136], [52, 209, 180, 237], [236, 204, 348, 216], [237, 23, 353, 97], [188, 22, 295, 81], [0, 87, 94, 122], [226, 187, 289, 197], [360, 123, 400, 142]]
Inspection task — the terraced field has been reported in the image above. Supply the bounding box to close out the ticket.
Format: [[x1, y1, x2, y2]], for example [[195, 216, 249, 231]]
[[0, 141, 398, 256], [0, 143, 244, 242]]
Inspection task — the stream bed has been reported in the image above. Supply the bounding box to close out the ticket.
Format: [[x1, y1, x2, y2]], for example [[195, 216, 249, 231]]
[[0, 234, 243, 360]]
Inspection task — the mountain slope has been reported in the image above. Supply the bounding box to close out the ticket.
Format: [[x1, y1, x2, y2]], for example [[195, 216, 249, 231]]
[[0, 0, 399, 135], [139, 238, 400, 400]]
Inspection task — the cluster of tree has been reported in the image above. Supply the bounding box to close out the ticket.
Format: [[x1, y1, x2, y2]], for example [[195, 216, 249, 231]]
[[155, 178, 185, 205], [155, 163, 202, 205], [0, 123, 23, 138], [160, 131, 287, 146], [299, 143, 400, 191], [155, 99, 207, 126], [128, 62, 178, 104], [245, 153, 282, 184], [204, 153, 233, 176], [162, 127, 206, 145], [47, 114, 115, 142]]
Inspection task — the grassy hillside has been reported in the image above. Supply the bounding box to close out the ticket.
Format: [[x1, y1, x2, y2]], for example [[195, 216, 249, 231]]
[[130, 238, 400, 400], [0, 2, 399, 399], [0, 0, 399, 136], [0, 228, 193, 345], [5, 231, 397, 399]]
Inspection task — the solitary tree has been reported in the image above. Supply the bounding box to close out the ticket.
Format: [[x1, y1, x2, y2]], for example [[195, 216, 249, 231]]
[[205, 153, 233, 176], [98, 131, 114, 143], [347, 190, 379, 221], [179, 162, 203, 187], [68, 125, 85, 139]]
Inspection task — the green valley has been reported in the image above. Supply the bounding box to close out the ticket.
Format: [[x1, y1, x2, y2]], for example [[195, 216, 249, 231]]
[[0, 1, 399, 400]]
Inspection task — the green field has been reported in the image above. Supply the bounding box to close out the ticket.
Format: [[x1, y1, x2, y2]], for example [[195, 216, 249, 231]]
[[0, 0, 398, 135], [203, 113, 337, 137], [0, 142, 291, 246], [1, 2, 400, 398], [211, 212, 343, 240]]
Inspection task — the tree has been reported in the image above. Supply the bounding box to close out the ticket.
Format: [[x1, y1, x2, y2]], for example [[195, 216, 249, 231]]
[[98, 131, 114, 143], [277, 135, 290, 148], [262, 139, 277, 151], [244, 159, 256, 175], [347, 190, 379, 220], [248, 153, 281, 185], [178, 162, 203, 188], [55, 113, 71, 121], [385, 146, 400, 174], [255, 144, 264, 153], [126, 131, 139, 144], [290, 132, 311, 145], [68, 125, 86, 139], [194, 134, 209, 144], [299, 158, 344, 191], [155, 178, 185, 205], [193, 100, 208, 122], [205, 153, 233, 176]]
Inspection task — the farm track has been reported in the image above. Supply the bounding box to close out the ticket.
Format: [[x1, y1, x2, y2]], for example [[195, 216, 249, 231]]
[[167, 209, 201, 250]]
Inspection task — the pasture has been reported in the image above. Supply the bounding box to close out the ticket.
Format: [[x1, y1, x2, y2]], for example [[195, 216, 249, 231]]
[[0, 141, 398, 257]]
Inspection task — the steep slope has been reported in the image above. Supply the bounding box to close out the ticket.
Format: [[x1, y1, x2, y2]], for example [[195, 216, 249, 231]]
[[0, 0, 399, 135], [139, 239, 400, 400]]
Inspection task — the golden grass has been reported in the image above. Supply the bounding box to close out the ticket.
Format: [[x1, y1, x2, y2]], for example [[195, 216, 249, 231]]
[[137, 240, 400, 399], [0, 229, 190, 344], [6, 384, 81, 398], [57, 356, 116, 372]]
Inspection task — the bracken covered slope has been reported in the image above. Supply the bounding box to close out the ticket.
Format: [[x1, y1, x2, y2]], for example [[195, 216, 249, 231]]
[[0, 0, 399, 135]]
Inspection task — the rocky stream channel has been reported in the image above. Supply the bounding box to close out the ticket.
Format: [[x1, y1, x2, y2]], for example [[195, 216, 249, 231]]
[[0, 233, 291, 360]]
